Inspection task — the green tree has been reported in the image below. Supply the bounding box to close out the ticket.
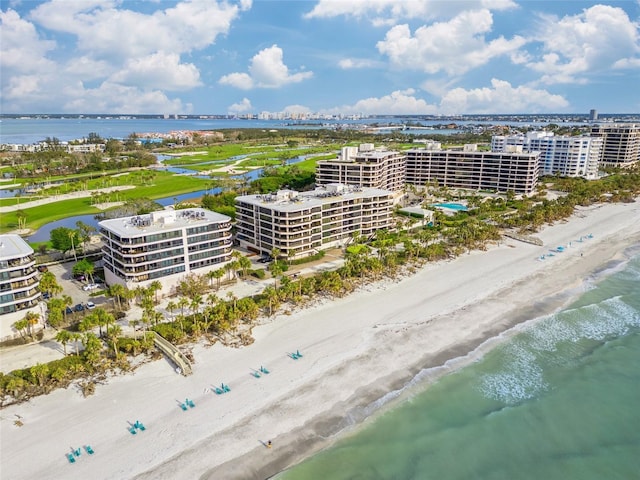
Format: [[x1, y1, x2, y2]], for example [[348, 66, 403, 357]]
[[73, 259, 95, 283], [39, 271, 63, 298], [55, 330, 74, 355], [49, 227, 78, 255]]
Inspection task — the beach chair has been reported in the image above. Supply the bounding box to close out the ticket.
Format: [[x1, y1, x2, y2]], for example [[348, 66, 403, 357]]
[[179, 403, 188, 411], [214, 386, 224, 395], [289, 353, 298, 360], [67, 453, 76, 464], [129, 426, 138, 434], [74, 448, 82, 457], [260, 366, 270, 374], [85, 445, 95, 455], [295, 350, 303, 358], [252, 371, 261, 378], [187, 399, 195, 408], [135, 421, 146, 431], [222, 384, 230, 393]]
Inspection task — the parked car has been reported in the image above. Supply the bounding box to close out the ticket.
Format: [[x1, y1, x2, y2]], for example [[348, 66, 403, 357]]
[[74, 303, 84, 312], [37, 265, 48, 273], [74, 274, 86, 281], [42, 292, 50, 300], [83, 283, 98, 291], [65, 307, 73, 315], [86, 301, 96, 310]]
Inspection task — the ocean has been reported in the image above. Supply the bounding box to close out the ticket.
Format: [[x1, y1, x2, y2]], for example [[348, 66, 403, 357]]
[[276, 251, 640, 480], [0, 117, 567, 145]]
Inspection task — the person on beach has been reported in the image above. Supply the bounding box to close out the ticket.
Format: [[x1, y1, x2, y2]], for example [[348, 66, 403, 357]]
[[267, 440, 272, 448]]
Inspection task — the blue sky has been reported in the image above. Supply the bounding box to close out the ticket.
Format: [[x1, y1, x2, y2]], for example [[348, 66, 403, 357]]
[[1, 0, 639, 115]]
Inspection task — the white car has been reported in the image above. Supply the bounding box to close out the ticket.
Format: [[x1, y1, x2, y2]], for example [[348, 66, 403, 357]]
[[86, 301, 96, 310], [83, 283, 98, 291]]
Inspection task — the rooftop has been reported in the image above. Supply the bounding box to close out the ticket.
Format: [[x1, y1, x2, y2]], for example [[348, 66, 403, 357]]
[[0, 234, 34, 261], [99, 208, 231, 236], [236, 184, 392, 212]]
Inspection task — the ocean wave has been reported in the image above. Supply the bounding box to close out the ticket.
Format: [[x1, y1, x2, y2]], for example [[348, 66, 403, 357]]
[[478, 296, 640, 404]]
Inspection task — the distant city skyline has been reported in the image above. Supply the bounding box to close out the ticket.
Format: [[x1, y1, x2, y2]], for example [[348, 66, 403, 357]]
[[1, 1, 639, 115]]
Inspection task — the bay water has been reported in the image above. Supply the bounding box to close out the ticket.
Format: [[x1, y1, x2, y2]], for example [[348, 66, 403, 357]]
[[276, 252, 640, 480]]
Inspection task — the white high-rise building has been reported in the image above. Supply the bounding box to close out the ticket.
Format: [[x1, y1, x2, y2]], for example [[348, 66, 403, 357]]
[[99, 208, 232, 297], [491, 132, 603, 179], [0, 234, 42, 341]]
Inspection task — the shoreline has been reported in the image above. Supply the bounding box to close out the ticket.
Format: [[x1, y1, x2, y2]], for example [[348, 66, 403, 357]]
[[1, 201, 639, 480], [204, 224, 640, 480]]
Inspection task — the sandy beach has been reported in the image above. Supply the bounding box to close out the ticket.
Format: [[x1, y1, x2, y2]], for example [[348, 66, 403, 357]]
[[1, 200, 639, 480]]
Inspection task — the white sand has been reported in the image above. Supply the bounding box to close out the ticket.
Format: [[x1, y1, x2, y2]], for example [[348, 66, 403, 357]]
[[1, 201, 639, 480]]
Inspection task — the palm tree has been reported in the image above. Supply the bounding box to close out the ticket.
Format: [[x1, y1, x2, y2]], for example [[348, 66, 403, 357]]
[[12, 319, 29, 341], [55, 330, 73, 355], [238, 256, 252, 278], [149, 280, 162, 304], [109, 283, 125, 310], [24, 311, 41, 340], [107, 325, 123, 357], [211, 268, 225, 290], [68, 230, 78, 262], [166, 300, 177, 319]]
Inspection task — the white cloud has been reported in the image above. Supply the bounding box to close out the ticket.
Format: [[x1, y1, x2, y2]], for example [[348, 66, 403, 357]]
[[228, 97, 252, 114], [338, 58, 380, 69], [305, 0, 516, 25], [109, 52, 201, 91], [62, 82, 191, 114], [377, 9, 526, 76], [219, 45, 313, 89], [29, 0, 248, 59], [1, 1, 249, 113], [321, 88, 437, 115], [63, 56, 111, 80], [282, 104, 311, 115], [438, 79, 569, 114], [0, 8, 56, 73], [527, 5, 640, 84]]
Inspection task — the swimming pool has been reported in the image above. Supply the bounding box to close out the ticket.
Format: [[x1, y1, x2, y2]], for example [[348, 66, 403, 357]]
[[430, 202, 468, 211]]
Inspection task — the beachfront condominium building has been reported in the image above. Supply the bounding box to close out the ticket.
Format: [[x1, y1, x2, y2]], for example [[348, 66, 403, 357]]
[[235, 184, 394, 259], [491, 132, 603, 179], [0, 234, 42, 341], [315, 144, 406, 194], [99, 208, 232, 297], [405, 145, 540, 194], [590, 123, 640, 168]]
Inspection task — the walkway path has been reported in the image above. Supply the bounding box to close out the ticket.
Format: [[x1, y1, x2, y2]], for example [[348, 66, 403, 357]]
[[0, 185, 135, 213]]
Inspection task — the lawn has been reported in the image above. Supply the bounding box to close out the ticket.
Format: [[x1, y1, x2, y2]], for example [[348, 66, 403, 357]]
[[0, 171, 210, 233]]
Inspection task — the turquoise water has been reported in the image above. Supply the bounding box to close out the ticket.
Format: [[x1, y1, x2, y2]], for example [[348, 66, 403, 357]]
[[277, 253, 640, 480], [431, 203, 468, 211]]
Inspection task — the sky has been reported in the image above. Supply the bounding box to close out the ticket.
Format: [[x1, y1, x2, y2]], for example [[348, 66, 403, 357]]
[[1, 0, 639, 115]]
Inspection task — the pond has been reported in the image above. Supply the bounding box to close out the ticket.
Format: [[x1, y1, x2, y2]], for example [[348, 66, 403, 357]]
[[25, 153, 313, 243]]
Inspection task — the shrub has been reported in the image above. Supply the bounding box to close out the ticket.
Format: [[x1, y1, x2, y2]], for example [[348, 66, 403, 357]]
[[250, 269, 266, 279]]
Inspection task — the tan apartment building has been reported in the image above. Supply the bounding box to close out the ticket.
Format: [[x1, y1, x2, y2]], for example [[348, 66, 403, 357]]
[[235, 184, 394, 259], [315, 144, 406, 193], [590, 123, 640, 168], [405, 146, 540, 194]]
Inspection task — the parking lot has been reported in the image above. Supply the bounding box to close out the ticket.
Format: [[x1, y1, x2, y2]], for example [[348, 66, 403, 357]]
[[46, 262, 109, 314]]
